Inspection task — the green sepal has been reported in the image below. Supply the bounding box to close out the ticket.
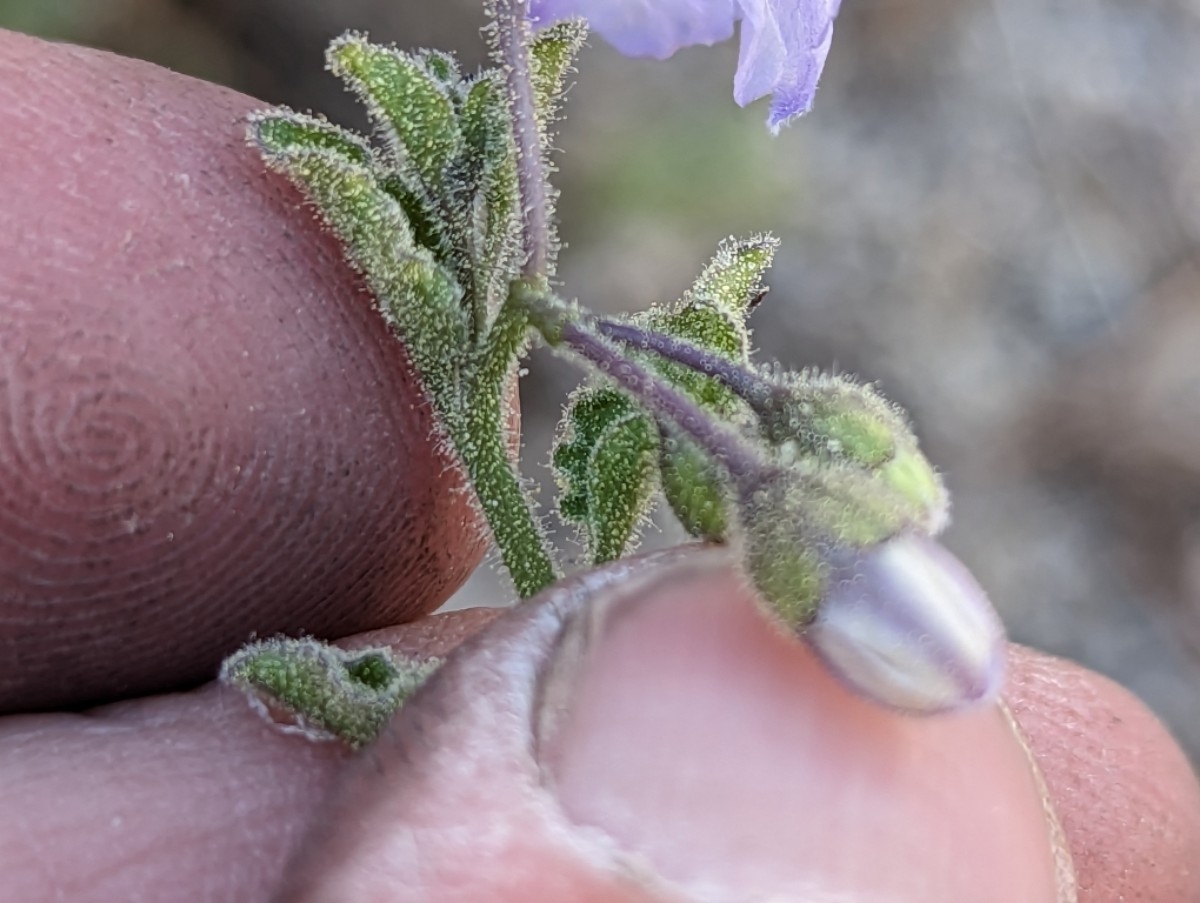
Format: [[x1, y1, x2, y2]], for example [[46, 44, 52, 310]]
[[253, 134, 468, 408], [737, 460, 939, 627], [553, 388, 658, 564], [762, 371, 948, 534], [220, 637, 442, 749], [327, 33, 463, 193], [765, 372, 899, 466], [737, 481, 827, 628]]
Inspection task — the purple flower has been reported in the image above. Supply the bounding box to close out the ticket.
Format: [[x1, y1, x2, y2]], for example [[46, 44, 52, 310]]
[[529, 0, 842, 132]]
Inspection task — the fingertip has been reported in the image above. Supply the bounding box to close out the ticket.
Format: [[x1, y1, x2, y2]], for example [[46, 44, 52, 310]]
[[282, 550, 1066, 901], [1006, 646, 1200, 901], [0, 684, 349, 901], [541, 553, 1063, 901], [0, 28, 487, 711]]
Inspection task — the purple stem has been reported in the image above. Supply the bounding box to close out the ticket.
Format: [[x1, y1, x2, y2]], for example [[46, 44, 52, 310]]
[[558, 321, 766, 489], [495, 0, 550, 279], [596, 320, 786, 410]]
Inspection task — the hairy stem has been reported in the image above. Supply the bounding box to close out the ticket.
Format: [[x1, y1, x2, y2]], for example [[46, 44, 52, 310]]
[[596, 319, 784, 409], [450, 398, 558, 598], [474, 282, 532, 400], [450, 279, 558, 598], [521, 292, 766, 489], [494, 0, 550, 279]]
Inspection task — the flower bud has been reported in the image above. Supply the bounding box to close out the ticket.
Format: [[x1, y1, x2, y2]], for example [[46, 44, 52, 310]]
[[737, 462, 927, 627], [805, 534, 1005, 713], [762, 373, 948, 535]]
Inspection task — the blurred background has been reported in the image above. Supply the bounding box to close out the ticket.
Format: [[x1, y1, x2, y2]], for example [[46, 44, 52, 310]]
[[5, 0, 1200, 758]]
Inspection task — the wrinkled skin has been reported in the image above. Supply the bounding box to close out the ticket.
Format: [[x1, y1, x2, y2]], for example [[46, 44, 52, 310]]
[[0, 30, 1198, 903], [0, 29, 487, 713]]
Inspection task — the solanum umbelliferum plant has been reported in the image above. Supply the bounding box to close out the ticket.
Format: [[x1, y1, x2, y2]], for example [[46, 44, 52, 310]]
[[220, 0, 1005, 748]]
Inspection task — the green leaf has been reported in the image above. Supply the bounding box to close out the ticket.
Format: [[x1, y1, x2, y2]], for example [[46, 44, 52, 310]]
[[530, 20, 588, 137], [634, 235, 779, 411], [460, 72, 510, 159], [378, 171, 457, 270], [327, 33, 463, 192], [586, 235, 779, 544], [553, 388, 658, 564], [657, 432, 730, 540], [254, 135, 468, 408], [413, 48, 460, 89], [249, 110, 375, 167], [221, 637, 442, 749], [640, 304, 746, 411], [457, 73, 522, 332], [686, 233, 778, 316]]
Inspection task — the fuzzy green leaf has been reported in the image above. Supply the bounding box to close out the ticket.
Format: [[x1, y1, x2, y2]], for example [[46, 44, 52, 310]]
[[586, 412, 657, 563], [458, 73, 522, 331], [254, 138, 468, 407], [640, 304, 746, 411], [413, 48, 460, 89], [554, 388, 658, 563], [580, 236, 778, 544], [460, 72, 510, 159], [686, 233, 779, 315], [327, 34, 463, 192], [530, 20, 588, 137], [634, 235, 779, 411], [379, 171, 456, 267], [657, 431, 729, 540], [250, 110, 375, 167], [555, 389, 627, 517], [221, 637, 442, 749]]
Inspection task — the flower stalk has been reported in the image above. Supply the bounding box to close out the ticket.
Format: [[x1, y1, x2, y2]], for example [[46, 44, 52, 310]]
[[596, 318, 782, 410], [461, 279, 560, 597], [491, 0, 552, 280], [518, 287, 767, 489]]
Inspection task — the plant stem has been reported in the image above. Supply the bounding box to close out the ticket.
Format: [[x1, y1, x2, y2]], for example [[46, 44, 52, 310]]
[[494, 0, 550, 279], [449, 401, 558, 600], [444, 279, 559, 599], [520, 292, 767, 490], [474, 281, 534, 399], [596, 319, 784, 409]]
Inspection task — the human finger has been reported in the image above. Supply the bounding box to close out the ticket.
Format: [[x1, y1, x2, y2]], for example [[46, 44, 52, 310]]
[[0, 29, 487, 713], [0, 606, 500, 903], [278, 548, 1200, 901], [3, 550, 1194, 901]]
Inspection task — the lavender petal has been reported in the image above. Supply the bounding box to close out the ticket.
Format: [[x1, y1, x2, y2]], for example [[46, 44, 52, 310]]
[[529, 0, 841, 129], [530, 0, 737, 60]]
